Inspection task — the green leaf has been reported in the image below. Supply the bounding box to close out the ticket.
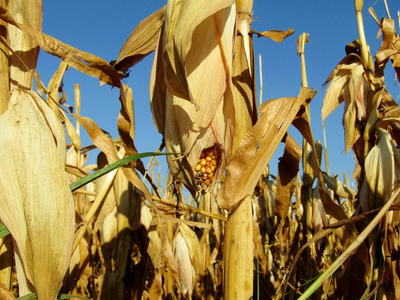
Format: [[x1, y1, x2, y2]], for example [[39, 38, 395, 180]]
[[69, 152, 170, 192], [16, 293, 90, 300], [0, 222, 10, 238], [59, 295, 91, 299], [16, 293, 37, 300]]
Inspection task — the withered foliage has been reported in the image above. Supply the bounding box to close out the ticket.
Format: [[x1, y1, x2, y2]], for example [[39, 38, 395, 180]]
[[0, 1, 400, 300]]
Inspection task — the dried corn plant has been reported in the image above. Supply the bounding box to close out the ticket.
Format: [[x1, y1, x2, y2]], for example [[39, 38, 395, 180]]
[[1, 0, 400, 299]]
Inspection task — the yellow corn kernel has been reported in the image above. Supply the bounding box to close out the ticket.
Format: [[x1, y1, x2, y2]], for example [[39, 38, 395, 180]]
[[194, 144, 221, 194]]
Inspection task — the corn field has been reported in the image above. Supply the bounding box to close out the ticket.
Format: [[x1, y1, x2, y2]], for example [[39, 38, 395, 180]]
[[0, 0, 400, 299]]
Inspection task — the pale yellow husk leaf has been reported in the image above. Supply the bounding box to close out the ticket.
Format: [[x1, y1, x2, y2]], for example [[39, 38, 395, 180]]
[[360, 129, 398, 212], [162, 0, 234, 102], [173, 231, 193, 298], [0, 90, 75, 299], [150, 0, 237, 197]]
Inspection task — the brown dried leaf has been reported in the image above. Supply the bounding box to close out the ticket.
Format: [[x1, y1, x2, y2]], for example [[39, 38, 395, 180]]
[[251, 28, 294, 42], [274, 134, 301, 220], [232, 26, 258, 153], [321, 58, 362, 122], [113, 5, 166, 74], [0, 283, 15, 300], [0, 5, 121, 87], [375, 18, 400, 83], [149, 23, 166, 134], [218, 88, 314, 211], [0, 90, 75, 299], [322, 172, 356, 200]]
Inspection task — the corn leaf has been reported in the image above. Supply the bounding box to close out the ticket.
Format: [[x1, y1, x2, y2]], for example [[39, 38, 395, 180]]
[[0, 5, 121, 87], [218, 88, 313, 211], [251, 28, 294, 42], [0, 90, 75, 299], [274, 134, 301, 220], [113, 5, 166, 74], [69, 152, 169, 191]]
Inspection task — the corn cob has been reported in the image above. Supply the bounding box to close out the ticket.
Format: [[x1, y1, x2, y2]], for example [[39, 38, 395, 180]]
[[194, 146, 221, 194]]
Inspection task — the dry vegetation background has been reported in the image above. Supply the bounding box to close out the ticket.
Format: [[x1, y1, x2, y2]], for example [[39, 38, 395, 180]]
[[0, 0, 400, 299]]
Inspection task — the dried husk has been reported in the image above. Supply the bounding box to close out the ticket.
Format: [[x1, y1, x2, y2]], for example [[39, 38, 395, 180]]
[[173, 223, 201, 298], [161, 0, 235, 102], [0, 90, 75, 299], [7, 0, 42, 90], [173, 232, 193, 298], [150, 0, 237, 197], [360, 129, 398, 212]]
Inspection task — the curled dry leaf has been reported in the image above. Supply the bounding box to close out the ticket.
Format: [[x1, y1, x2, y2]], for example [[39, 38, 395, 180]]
[[113, 5, 166, 74], [322, 172, 356, 200], [0, 90, 75, 299], [274, 134, 301, 220], [0, 5, 121, 87], [218, 88, 314, 211], [375, 18, 400, 84], [232, 6, 258, 153], [250, 28, 295, 42], [322, 54, 367, 153]]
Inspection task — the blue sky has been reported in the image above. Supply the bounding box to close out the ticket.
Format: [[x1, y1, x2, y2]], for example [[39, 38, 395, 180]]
[[37, 1, 399, 187]]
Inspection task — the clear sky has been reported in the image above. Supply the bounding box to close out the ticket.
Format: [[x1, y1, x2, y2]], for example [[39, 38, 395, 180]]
[[37, 1, 399, 188]]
